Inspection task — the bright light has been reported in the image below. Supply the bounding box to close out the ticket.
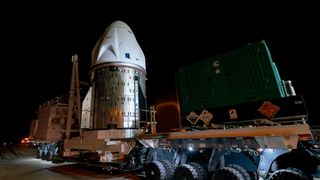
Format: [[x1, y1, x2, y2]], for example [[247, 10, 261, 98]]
[[188, 146, 194, 151], [260, 148, 274, 152], [21, 137, 29, 144]]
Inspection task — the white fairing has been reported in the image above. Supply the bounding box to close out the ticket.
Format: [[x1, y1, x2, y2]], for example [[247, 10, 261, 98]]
[[92, 21, 146, 71], [81, 87, 92, 129]]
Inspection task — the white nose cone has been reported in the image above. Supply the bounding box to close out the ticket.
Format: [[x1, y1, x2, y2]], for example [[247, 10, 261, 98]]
[[92, 21, 146, 71]]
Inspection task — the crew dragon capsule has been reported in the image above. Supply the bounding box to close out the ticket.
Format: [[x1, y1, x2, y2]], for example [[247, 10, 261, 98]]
[[81, 21, 147, 133]]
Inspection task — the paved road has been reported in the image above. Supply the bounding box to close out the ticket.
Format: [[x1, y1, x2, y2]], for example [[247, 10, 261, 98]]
[[0, 144, 143, 180]]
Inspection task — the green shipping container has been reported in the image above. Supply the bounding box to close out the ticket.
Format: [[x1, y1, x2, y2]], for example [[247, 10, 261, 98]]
[[175, 40, 286, 114]]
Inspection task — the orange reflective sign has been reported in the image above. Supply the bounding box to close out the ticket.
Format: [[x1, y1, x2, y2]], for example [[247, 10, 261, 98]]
[[258, 101, 280, 118]]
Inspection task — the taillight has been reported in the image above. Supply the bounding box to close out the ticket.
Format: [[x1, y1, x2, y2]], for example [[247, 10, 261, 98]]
[[298, 133, 313, 141]]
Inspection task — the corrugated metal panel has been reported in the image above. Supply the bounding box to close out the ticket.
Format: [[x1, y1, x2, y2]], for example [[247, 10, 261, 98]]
[[176, 40, 286, 114]]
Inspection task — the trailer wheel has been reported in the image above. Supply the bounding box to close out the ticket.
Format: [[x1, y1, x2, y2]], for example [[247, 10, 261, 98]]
[[212, 167, 244, 180], [36, 150, 41, 159], [41, 152, 47, 160], [145, 160, 166, 180], [227, 164, 251, 180], [160, 159, 175, 179], [188, 162, 208, 180], [51, 155, 63, 164], [173, 164, 198, 180], [45, 152, 51, 161], [268, 168, 308, 180]]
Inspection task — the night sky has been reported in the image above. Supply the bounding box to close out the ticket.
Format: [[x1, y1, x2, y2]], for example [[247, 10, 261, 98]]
[[1, 3, 319, 142]]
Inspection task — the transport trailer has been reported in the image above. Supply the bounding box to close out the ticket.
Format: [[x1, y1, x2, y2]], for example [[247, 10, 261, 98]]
[[140, 119, 315, 179]]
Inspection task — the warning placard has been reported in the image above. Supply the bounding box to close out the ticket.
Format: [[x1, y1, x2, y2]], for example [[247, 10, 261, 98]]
[[258, 101, 280, 118], [229, 109, 238, 119], [199, 110, 213, 125], [186, 111, 200, 125]]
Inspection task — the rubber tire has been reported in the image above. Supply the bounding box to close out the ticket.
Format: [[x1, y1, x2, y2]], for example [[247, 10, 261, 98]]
[[269, 168, 308, 180], [188, 162, 208, 180], [227, 164, 251, 180], [160, 159, 175, 179], [41, 152, 47, 160], [51, 155, 64, 164], [212, 166, 244, 180], [173, 164, 199, 180], [145, 160, 166, 180], [36, 150, 41, 159]]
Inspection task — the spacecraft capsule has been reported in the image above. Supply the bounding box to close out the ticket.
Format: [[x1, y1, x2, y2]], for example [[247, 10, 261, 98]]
[[81, 21, 147, 130], [92, 20, 146, 72]]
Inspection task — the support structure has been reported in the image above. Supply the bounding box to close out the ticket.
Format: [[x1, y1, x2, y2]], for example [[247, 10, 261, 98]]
[[66, 54, 82, 141], [149, 106, 157, 134]]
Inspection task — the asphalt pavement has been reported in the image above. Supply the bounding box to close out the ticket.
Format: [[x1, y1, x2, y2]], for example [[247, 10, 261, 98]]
[[0, 144, 143, 180]]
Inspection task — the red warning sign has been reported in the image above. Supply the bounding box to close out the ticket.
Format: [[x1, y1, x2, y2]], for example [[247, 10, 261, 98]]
[[258, 101, 280, 118]]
